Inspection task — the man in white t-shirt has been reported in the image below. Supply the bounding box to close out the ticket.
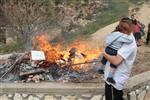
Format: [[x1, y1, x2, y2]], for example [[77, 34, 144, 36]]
[[102, 18, 137, 100]]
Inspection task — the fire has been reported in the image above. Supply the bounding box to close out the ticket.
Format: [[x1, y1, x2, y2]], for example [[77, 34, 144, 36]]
[[33, 33, 62, 63], [67, 41, 102, 63], [32, 33, 102, 71]]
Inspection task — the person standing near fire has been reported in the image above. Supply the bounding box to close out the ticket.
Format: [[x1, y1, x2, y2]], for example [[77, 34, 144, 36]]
[[132, 19, 142, 46], [131, 14, 145, 46], [102, 18, 137, 100], [98, 18, 134, 84], [146, 22, 150, 44]]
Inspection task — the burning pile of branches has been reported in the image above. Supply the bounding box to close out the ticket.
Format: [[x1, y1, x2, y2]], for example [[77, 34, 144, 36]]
[[0, 33, 102, 83]]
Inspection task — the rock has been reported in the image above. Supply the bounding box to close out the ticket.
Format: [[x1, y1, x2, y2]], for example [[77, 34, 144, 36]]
[[137, 90, 146, 100], [61, 96, 70, 100], [44, 96, 57, 100], [81, 94, 92, 98], [28, 95, 40, 100], [14, 93, 22, 100], [26, 78, 32, 82], [32, 75, 42, 82], [78, 98, 83, 100], [36, 94, 44, 99], [145, 90, 150, 100], [66, 96, 76, 100], [102, 95, 105, 100], [60, 96, 76, 100], [135, 89, 141, 95], [55, 94, 62, 98], [9, 52, 18, 60], [90, 95, 102, 100], [128, 91, 136, 100], [146, 86, 150, 91], [29, 75, 34, 78], [8, 94, 13, 98], [0, 94, 9, 100], [22, 93, 28, 98], [123, 95, 128, 100]]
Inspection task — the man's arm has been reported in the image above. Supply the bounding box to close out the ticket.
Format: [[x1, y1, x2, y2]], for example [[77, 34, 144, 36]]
[[103, 51, 124, 66]]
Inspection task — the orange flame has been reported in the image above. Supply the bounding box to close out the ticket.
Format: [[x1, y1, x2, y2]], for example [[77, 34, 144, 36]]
[[32, 33, 102, 71], [33, 33, 62, 63]]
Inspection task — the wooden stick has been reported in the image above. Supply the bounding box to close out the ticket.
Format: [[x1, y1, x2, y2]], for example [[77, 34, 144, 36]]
[[19, 68, 46, 76], [70, 60, 101, 66]]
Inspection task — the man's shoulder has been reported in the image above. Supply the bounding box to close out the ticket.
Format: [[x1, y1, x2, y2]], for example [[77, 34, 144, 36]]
[[123, 40, 137, 50], [118, 36, 137, 59]]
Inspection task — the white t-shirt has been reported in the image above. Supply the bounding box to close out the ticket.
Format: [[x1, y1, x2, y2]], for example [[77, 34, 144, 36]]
[[104, 34, 137, 90]]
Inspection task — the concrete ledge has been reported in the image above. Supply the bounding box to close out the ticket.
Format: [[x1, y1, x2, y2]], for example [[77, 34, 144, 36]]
[[0, 54, 13, 60], [125, 71, 150, 91], [0, 82, 105, 95]]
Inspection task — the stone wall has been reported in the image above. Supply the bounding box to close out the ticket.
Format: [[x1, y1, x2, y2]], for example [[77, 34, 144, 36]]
[[0, 92, 105, 100], [0, 83, 105, 100], [127, 85, 150, 100], [0, 85, 150, 100]]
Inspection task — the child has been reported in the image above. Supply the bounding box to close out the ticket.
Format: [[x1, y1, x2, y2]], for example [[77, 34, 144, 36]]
[[98, 18, 134, 84]]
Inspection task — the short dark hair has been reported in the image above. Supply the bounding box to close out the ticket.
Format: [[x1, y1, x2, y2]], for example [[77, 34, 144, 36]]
[[132, 19, 137, 25], [121, 17, 131, 21], [114, 17, 133, 35]]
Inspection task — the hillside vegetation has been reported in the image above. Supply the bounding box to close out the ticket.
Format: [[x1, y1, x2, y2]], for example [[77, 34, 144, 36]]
[[0, 0, 147, 53]]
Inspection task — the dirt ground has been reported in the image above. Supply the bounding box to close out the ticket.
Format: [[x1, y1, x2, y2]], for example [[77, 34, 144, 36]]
[[131, 43, 150, 76], [90, 2, 150, 76]]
